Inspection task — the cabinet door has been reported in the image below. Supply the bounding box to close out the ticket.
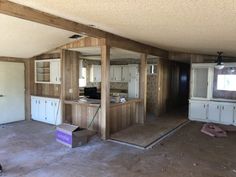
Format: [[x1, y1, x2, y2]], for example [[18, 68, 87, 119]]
[[220, 104, 234, 125], [121, 65, 128, 82], [53, 100, 61, 125], [191, 67, 208, 99], [113, 66, 122, 82], [189, 101, 208, 120], [37, 98, 46, 122], [208, 103, 221, 122], [45, 100, 55, 124], [50, 60, 61, 84], [90, 65, 101, 82], [96, 65, 101, 82], [31, 98, 39, 120]]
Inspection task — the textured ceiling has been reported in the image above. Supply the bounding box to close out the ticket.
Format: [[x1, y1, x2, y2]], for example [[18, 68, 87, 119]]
[[8, 0, 236, 57], [0, 14, 75, 58]]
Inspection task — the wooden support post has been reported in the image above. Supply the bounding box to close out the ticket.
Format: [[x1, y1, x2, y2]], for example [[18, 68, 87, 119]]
[[101, 45, 110, 140], [139, 53, 147, 123]]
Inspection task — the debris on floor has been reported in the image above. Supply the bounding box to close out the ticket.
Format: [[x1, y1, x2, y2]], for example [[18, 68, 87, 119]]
[[201, 123, 227, 137]]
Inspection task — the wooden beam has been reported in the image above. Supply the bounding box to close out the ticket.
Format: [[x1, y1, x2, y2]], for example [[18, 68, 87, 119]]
[[0, 0, 168, 58], [101, 45, 110, 140], [139, 54, 147, 123]]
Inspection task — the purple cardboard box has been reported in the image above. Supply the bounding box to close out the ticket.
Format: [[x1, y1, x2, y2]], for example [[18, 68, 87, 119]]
[[56, 123, 89, 148]]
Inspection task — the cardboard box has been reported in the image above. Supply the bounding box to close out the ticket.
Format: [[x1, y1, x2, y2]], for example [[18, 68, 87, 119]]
[[56, 123, 93, 148]]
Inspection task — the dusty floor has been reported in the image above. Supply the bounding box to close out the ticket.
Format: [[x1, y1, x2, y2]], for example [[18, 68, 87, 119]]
[[0, 121, 236, 177], [111, 112, 188, 148]]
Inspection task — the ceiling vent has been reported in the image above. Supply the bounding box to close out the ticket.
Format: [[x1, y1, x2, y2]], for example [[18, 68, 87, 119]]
[[69, 34, 83, 39]]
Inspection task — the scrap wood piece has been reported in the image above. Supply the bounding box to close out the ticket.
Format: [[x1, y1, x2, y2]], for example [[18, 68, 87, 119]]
[[219, 125, 236, 132], [201, 123, 227, 137]]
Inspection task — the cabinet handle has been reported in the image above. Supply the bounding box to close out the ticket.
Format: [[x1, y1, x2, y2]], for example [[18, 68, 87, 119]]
[[222, 106, 224, 110], [51, 102, 53, 106], [204, 104, 205, 108], [217, 106, 219, 109]]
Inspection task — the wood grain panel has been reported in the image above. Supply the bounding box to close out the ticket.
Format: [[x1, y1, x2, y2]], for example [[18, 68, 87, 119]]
[[110, 101, 141, 134]]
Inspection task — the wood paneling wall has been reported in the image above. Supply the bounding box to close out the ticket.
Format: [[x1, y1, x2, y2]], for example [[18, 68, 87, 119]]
[[156, 59, 190, 116], [157, 60, 171, 116], [61, 50, 80, 100], [110, 101, 141, 134]]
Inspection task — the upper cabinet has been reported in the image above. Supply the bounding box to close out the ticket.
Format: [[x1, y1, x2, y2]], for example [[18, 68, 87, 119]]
[[90, 65, 101, 82], [90, 64, 129, 83], [190, 64, 213, 100], [121, 65, 129, 82], [35, 59, 61, 84]]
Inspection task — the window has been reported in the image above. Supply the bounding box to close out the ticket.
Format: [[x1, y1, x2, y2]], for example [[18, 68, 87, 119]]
[[79, 67, 87, 87], [217, 75, 236, 91]]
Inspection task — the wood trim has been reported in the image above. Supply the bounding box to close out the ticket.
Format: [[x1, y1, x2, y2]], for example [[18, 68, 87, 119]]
[[0, 0, 168, 58], [101, 45, 110, 140]]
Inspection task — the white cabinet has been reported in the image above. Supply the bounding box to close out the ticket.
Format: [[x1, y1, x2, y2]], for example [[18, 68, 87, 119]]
[[189, 100, 208, 121], [189, 99, 236, 125], [110, 66, 122, 82], [35, 59, 61, 84], [110, 65, 129, 82], [113, 66, 122, 82], [221, 104, 234, 124], [208, 102, 221, 122], [31, 96, 62, 125], [50, 60, 61, 84], [121, 65, 129, 82], [31, 97, 39, 121], [90, 65, 101, 82], [128, 64, 139, 98]]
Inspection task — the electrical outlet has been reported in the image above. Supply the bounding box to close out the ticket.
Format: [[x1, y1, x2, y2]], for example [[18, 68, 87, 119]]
[[69, 88, 73, 93]]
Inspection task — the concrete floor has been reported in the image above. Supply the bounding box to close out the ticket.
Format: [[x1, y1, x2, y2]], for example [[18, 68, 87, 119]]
[[1, 121, 236, 177]]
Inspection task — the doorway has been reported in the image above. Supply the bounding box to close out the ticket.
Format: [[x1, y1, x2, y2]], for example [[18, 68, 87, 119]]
[[0, 62, 25, 124]]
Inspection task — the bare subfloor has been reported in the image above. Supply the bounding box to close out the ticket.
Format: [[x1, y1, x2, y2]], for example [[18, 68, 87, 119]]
[[0, 121, 236, 177], [110, 112, 188, 148]]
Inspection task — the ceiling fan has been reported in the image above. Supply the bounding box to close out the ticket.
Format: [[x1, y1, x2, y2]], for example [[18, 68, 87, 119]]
[[215, 51, 224, 70]]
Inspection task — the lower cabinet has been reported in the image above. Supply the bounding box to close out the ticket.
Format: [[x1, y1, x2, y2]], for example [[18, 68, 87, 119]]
[[189, 100, 236, 126], [31, 96, 62, 125], [189, 100, 208, 121], [208, 102, 221, 122]]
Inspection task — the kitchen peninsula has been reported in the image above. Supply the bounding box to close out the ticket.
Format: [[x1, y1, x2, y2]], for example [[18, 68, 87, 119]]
[[64, 97, 142, 135]]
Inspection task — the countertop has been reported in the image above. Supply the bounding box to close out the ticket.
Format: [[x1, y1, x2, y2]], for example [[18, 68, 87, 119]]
[[64, 97, 142, 108]]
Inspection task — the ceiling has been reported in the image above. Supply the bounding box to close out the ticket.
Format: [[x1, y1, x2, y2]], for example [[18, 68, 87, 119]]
[[7, 0, 236, 58], [70, 47, 157, 60], [0, 14, 75, 58]]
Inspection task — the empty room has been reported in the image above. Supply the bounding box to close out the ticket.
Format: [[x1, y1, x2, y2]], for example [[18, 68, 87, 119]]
[[0, 0, 236, 177]]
